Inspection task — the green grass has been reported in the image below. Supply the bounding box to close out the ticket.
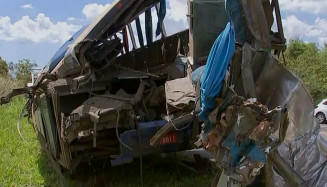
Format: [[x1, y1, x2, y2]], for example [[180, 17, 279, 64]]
[[68, 154, 214, 187], [0, 98, 214, 186], [0, 98, 57, 186]]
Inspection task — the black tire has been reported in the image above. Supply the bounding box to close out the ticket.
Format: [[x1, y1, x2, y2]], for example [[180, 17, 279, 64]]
[[316, 112, 326, 124]]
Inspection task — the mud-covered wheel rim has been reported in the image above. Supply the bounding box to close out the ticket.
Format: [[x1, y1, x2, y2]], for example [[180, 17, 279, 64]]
[[316, 113, 326, 123]]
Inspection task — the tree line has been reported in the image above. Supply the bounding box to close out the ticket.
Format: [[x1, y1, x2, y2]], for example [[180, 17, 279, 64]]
[[283, 40, 327, 104], [0, 57, 37, 83]]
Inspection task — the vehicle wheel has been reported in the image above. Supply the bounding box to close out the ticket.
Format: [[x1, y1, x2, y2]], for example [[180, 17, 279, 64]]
[[316, 112, 326, 124]]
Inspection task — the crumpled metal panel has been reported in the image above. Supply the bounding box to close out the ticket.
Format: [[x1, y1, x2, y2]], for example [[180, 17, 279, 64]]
[[255, 55, 315, 142], [265, 122, 327, 187], [205, 45, 327, 186], [202, 95, 283, 185], [253, 54, 327, 186], [240, 0, 272, 49], [219, 0, 327, 183], [51, 43, 82, 78]]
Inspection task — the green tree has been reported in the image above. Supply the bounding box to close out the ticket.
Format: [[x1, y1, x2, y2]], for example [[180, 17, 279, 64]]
[[9, 59, 37, 83], [0, 56, 9, 77], [283, 40, 327, 103]]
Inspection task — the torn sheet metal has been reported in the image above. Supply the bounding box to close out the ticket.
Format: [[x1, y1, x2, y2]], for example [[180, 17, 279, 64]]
[[205, 47, 326, 187], [256, 56, 327, 187], [266, 124, 327, 187], [199, 95, 283, 185], [240, 0, 272, 49], [228, 46, 325, 186], [51, 43, 82, 78], [241, 43, 256, 98], [254, 55, 315, 142], [198, 0, 327, 186]]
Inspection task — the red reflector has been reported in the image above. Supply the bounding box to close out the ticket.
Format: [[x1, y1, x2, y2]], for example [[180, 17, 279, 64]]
[[117, 2, 123, 9], [159, 133, 177, 145]]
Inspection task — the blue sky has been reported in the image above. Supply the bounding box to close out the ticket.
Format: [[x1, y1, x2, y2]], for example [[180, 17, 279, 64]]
[[0, 0, 326, 67], [0, 0, 114, 66]]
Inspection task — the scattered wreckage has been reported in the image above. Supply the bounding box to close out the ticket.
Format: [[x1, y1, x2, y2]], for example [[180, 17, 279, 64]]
[[1, 0, 327, 186]]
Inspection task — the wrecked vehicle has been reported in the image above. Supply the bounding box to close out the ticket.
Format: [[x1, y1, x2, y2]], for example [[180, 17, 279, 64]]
[[1, 0, 327, 186], [2, 0, 198, 176]]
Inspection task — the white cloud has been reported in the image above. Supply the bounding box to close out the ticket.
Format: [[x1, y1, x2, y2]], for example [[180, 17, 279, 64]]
[[279, 0, 327, 15], [314, 17, 327, 45], [166, 0, 188, 24], [67, 17, 76, 21], [81, 1, 188, 36], [0, 13, 81, 43], [21, 4, 33, 9], [283, 15, 327, 46], [82, 3, 111, 21], [282, 15, 311, 39]]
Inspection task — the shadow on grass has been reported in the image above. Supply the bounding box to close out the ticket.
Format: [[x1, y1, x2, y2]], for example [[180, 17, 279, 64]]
[[37, 153, 214, 187]]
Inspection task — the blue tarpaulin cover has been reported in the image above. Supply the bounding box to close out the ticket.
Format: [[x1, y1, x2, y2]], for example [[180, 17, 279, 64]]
[[198, 22, 235, 121]]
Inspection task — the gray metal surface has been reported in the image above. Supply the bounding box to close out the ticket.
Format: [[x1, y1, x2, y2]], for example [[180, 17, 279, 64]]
[[188, 0, 229, 66], [202, 0, 327, 185], [248, 54, 326, 186]]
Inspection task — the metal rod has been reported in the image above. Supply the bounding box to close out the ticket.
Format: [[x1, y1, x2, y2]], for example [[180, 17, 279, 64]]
[[155, 3, 167, 37], [272, 0, 285, 43], [267, 150, 307, 187], [93, 122, 97, 147], [127, 23, 137, 49]]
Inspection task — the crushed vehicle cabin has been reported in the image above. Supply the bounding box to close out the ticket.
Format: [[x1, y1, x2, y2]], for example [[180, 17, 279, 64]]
[[1, 0, 327, 186], [2, 0, 197, 175]]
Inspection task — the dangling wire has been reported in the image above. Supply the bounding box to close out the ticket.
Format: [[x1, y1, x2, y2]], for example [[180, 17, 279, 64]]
[[136, 119, 144, 186], [115, 110, 132, 151], [17, 99, 30, 142]]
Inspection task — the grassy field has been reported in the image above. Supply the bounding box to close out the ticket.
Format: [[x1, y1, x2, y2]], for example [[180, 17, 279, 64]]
[[0, 98, 57, 186], [0, 98, 213, 186]]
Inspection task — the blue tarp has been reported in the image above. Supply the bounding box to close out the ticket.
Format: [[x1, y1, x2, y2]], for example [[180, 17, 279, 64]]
[[198, 22, 235, 121]]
